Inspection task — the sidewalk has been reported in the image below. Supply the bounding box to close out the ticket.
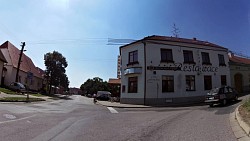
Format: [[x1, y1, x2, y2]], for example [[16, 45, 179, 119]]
[[97, 100, 151, 108], [230, 94, 250, 141]]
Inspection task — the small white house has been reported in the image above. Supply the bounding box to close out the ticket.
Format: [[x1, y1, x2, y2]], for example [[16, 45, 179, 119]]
[[120, 35, 230, 106], [229, 53, 250, 93]]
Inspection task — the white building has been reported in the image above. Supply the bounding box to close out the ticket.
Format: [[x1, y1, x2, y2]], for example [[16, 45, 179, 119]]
[[120, 35, 230, 105]]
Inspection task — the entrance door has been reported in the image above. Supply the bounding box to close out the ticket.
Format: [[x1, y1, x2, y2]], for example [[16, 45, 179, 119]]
[[234, 73, 243, 93]]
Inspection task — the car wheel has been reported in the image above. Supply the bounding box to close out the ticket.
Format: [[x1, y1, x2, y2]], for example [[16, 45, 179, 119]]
[[222, 99, 227, 106]]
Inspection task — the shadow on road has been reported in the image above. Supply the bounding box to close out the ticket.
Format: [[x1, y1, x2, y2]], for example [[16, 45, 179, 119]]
[[204, 99, 242, 115]]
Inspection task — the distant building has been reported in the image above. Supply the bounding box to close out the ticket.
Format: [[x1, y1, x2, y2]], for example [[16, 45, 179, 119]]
[[229, 52, 250, 93], [120, 35, 230, 105], [0, 41, 43, 91], [69, 87, 82, 95], [108, 78, 121, 97]]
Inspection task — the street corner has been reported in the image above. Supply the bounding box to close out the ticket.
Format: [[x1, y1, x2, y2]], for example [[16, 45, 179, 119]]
[[230, 105, 250, 140]]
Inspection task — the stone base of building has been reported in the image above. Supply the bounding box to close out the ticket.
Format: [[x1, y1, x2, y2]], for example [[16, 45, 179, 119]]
[[120, 96, 206, 106]]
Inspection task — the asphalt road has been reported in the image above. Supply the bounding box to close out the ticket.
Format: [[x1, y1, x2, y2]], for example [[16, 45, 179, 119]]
[[0, 95, 242, 141]]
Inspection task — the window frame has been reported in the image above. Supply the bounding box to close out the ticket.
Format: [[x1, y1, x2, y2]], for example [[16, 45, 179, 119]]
[[186, 75, 196, 91], [218, 54, 226, 66], [201, 52, 211, 65], [221, 75, 227, 86], [204, 75, 212, 90], [161, 49, 174, 63], [183, 50, 195, 64], [128, 50, 138, 65], [162, 75, 174, 92], [128, 76, 138, 93]]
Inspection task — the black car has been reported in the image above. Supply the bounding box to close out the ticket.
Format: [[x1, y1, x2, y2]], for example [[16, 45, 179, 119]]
[[205, 86, 238, 107]]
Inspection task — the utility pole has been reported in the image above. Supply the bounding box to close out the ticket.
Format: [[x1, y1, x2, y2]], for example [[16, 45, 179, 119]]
[[15, 42, 25, 82]]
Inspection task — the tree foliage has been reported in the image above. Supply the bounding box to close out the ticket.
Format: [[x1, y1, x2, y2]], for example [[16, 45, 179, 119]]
[[44, 51, 69, 94], [80, 77, 109, 95]]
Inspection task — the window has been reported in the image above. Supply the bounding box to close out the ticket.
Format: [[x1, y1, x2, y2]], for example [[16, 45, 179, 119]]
[[221, 75, 227, 86], [186, 75, 195, 91], [128, 50, 138, 65], [162, 75, 174, 92], [122, 85, 125, 93], [183, 50, 194, 63], [204, 75, 212, 90], [218, 54, 226, 66], [128, 77, 138, 93], [161, 49, 173, 62], [201, 52, 211, 65]]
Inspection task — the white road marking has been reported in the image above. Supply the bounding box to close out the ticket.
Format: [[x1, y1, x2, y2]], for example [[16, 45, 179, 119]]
[[0, 114, 36, 124], [3, 114, 16, 120], [107, 107, 118, 113]]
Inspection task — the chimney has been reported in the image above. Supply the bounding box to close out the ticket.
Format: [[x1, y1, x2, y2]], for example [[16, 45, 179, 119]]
[[193, 37, 197, 41]]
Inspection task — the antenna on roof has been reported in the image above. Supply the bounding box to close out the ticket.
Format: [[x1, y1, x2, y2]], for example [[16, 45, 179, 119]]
[[172, 23, 180, 38]]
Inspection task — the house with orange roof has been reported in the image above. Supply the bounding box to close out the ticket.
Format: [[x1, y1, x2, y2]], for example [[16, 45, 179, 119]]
[[229, 52, 250, 93], [0, 41, 43, 91]]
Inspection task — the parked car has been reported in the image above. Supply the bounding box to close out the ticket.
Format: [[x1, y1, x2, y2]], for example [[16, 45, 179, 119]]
[[9, 82, 26, 94], [205, 86, 238, 107], [96, 91, 111, 101]]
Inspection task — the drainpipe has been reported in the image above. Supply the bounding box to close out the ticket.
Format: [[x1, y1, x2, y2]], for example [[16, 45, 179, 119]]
[[143, 41, 147, 105]]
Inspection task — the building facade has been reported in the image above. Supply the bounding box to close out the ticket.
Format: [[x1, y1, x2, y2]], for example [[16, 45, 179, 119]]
[[0, 41, 43, 91], [120, 35, 230, 105], [229, 53, 250, 93]]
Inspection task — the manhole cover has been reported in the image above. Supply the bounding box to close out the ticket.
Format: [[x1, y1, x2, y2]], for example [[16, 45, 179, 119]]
[[3, 114, 16, 120]]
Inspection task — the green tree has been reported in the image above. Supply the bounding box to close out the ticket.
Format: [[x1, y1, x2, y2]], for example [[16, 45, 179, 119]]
[[80, 77, 109, 95], [44, 51, 68, 94]]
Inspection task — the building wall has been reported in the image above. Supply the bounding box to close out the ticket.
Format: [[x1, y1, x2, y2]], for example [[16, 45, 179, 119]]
[[120, 40, 230, 105], [0, 61, 4, 85], [230, 63, 250, 93], [3, 66, 43, 91]]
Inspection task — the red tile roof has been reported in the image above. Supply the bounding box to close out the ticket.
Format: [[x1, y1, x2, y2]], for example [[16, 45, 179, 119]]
[[108, 78, 121, 84], [229, 54, 250, 65], [120, 35, 226, 50], [0, 41, 43, 78]]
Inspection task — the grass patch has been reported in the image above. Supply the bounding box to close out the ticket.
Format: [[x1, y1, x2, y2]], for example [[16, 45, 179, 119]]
[[0, 97, 45, 102], [242, 99, 250, 111], [0, 88, 17, 94]]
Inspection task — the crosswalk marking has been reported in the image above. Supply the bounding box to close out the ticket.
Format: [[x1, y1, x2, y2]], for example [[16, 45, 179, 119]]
[[107, 107, 118, 113]]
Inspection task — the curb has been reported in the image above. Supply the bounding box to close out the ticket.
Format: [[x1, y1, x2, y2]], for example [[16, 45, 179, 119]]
[[236, 105, 250, 136]]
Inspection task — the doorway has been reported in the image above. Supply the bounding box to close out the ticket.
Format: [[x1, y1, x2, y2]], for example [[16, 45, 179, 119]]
[[234, 73, 243, 93]]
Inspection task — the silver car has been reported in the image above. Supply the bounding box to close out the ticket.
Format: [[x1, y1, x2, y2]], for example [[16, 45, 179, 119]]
[[9, 82, 26, 94]]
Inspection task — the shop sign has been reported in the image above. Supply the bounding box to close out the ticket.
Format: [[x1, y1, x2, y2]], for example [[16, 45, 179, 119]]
[[147, 63, 219, 73]]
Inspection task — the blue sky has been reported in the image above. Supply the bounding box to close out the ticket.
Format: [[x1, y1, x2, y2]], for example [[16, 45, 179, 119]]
[[0, 0, 249, 88]]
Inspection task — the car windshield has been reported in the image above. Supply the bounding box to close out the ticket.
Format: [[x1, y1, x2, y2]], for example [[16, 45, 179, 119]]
[[208, 88, 220, 95], [17, 83, 25, 89]]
